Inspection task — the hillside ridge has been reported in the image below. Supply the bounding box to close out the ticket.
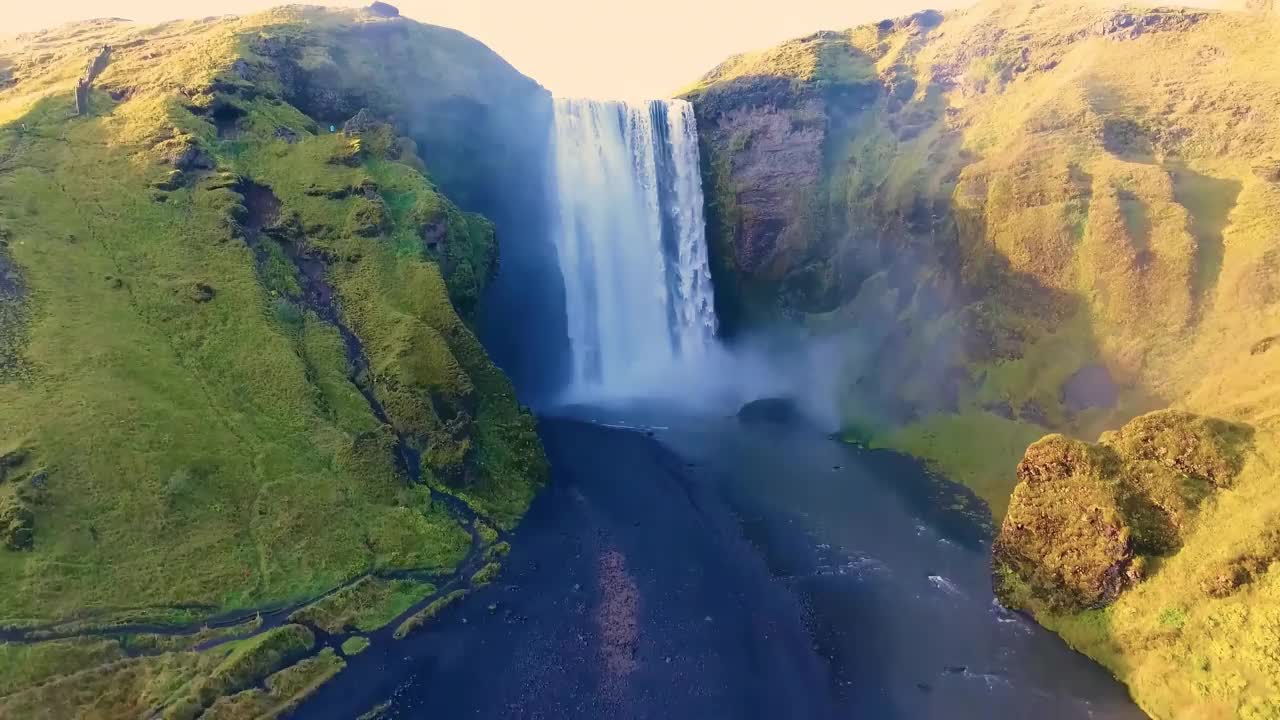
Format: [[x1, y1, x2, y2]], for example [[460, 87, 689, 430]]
[[685, 0, 1280, 716], [0, 5, 548, 715]]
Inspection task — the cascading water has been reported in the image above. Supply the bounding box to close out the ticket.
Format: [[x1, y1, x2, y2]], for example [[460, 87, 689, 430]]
[[549, 98, 718, 398]]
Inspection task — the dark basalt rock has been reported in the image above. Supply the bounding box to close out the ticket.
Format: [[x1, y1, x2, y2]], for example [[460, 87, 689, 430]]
[[0, 449, 27, 482], [190, 283, 216, 303], [737, 397, 805, 426], [1018, 401, 1050, 427], [342, 108, 381, 136]]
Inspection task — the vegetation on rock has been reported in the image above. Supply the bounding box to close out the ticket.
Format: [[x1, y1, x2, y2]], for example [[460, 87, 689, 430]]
[[0, 4, 546, 713], [994, 411, 1252, 613]]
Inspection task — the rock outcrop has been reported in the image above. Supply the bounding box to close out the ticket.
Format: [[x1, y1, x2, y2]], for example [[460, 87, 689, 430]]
[[994, 410, 1252, 611]]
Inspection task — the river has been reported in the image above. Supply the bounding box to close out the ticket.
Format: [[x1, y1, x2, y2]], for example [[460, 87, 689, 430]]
[[290, 407, 1145, 719]]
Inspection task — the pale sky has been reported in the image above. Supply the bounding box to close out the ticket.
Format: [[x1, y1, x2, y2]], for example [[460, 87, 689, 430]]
[[6, 0, 978, 97]]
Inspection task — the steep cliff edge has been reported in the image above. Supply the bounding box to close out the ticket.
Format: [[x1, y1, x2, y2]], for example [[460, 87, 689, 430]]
[[687, 0, 1280, 716], [686, 0, 1280, 511], [0, 7, 546, 715]]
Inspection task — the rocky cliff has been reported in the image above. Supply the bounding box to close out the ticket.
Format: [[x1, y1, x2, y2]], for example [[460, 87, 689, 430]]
[[687, 0, 1280, 716], [0, 6, 548, 715]]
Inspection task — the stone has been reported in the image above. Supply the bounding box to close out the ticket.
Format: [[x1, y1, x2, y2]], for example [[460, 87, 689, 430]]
[[993, 435, 1138, 611], [367, 2, 400, 17], [190, 283, 216, 303], [737, 397, 805, 425], [342, 108, 380, 136]]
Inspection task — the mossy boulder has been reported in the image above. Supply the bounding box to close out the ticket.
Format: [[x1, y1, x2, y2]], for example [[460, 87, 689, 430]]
[[1102, 410, 1253, 488], [995, 411, 1254, 613], [994, 435, 1139, 611]]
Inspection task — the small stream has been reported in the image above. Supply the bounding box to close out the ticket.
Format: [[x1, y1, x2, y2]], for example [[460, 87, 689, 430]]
[[288, 406, 1145, 719]]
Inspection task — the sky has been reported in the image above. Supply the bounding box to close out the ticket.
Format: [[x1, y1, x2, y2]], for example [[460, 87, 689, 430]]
[[6, 0, 977, 98]]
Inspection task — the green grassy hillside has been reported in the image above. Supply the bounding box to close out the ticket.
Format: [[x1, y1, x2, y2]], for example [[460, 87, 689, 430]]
[[0, 6, 545, 715], [687, 0, 1280, 716]]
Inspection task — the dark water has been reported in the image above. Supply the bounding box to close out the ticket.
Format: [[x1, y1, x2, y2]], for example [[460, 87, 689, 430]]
[[290, 410, 1145, 720]]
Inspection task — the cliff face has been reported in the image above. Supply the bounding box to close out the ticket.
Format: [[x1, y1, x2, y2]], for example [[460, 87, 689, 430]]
[[686, 0, 1280, 509], [688, 1, 1280, 715], [0, 7, 547, 715]]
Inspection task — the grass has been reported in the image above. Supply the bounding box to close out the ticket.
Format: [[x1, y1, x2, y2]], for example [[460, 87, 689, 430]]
[[393, 589, 469, 640], [289, 576, 437, 634], [0, 638, 125, 696], [470, 561, 503, 586], [340, 636, 370, 656], [0, 3, 545, 710], [874, 410, 1047, 517], [202, 647, 346, 720]]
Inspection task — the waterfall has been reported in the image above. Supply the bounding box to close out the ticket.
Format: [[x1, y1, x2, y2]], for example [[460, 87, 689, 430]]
[[549, 98, 718, 397]]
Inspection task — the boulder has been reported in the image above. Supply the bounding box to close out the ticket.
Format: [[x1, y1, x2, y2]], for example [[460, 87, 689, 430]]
[[190, 283, 216, 303], [1102, 410, 1252, 488], [995, 411, 1254, 612], [737, 397, 806, 426], [367, 2, 400, 17], [342, 108, 380, 136], [993, 435, 1139, 611]]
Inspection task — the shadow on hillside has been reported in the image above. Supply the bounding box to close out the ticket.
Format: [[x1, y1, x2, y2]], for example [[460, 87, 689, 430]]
[[1170, 165, 1241, 302]]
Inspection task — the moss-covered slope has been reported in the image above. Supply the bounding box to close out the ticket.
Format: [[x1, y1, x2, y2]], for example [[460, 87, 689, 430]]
[[686, 0, 1280, 513], [687, 0, 1280, 715], [0, 6, 543, 714]]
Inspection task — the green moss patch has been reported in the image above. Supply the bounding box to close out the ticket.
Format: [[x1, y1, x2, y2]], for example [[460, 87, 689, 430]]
[[340, 636, 370, 657]]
